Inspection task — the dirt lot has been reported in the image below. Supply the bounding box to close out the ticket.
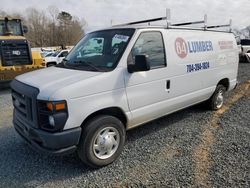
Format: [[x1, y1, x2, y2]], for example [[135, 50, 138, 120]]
[[0, 63, 249, 188]]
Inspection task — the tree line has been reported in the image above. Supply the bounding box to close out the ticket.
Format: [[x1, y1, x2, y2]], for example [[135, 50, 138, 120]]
[[0, 6, 86, 47]]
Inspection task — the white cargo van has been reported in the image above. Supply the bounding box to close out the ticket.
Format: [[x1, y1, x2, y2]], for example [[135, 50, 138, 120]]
[[45, 49, 70, 67], [11, 16, 238, 167]]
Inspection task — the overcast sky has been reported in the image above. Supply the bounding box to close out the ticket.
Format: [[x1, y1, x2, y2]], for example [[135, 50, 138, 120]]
[[1, 0, 250, 32]]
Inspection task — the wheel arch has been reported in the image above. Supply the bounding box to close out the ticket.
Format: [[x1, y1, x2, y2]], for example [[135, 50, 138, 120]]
[[81, 107, 128, 129], [46, 62, 57, 67], [217, 78, 230, 91]]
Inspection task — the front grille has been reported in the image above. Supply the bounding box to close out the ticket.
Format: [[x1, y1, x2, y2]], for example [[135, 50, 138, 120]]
[[12, 89, 33, 121], [0, 39, 32, 66], [11, 79, 39, 128]]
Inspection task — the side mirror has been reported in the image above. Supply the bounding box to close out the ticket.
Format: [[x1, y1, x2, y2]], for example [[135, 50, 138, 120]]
[[128, 55, 150, 73], [23, 25, 28, 34]]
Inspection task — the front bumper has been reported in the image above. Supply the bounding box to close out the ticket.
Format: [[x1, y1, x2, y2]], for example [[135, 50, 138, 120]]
[[14, 114, 82, 155]]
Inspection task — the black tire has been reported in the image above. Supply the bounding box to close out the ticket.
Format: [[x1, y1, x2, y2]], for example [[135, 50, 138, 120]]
[[207, 85, 226, 110], [47, 62, 56, 67], [77, 115, 126, 168]]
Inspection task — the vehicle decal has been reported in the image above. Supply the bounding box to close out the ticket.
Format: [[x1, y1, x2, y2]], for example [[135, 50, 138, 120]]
[[113, 34, 129, 42], [186, 62, 210, 73], [175, 37, 188, 58], [175, 37, 213, 58], [218, 41, 234, 50]]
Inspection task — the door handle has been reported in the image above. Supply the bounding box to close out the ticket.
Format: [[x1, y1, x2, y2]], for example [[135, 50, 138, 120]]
[[166, 80, 170, 90]]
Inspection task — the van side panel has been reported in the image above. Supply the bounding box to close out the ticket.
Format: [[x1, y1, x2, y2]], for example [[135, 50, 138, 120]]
[[125, 29, 238, 129], [164, 29, 238, 92]]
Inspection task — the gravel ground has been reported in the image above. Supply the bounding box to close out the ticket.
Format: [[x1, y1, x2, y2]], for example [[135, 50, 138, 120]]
[[0, 63, 249, 188]]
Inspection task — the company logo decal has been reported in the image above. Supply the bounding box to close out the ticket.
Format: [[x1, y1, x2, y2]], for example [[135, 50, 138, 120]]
[[12, 50, 21, 56], [175, 38, 213, 58], [175, 37, 188, 58]]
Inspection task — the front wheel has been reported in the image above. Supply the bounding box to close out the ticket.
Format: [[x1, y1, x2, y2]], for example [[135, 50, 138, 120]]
[[77, 115, 126, 168], [208, 85, 226, 110]]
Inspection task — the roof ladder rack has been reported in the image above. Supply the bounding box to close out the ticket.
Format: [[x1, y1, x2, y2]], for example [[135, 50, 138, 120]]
[[167, 10, 205, 27], [167, 10, 232, 32], [113, 17, 167, 27], [171, 20, 205, 26], [166, 9, 206, 28], [205, 19, 232, 32], [112, 9, 232, 33]]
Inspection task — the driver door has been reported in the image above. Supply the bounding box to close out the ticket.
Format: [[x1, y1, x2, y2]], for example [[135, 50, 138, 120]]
[[124, 31, 170, 125]]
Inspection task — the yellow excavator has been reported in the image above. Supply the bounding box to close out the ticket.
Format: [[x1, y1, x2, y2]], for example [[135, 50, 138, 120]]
[[0, 17, 45, 83]]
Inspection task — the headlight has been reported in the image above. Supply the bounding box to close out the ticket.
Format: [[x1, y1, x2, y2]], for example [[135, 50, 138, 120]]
[[38, 100, 68, 132], [49, 115, 55, 127]]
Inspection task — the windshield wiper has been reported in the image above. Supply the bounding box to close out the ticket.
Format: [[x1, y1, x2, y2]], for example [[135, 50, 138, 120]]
[[69, 60, 102, 72]]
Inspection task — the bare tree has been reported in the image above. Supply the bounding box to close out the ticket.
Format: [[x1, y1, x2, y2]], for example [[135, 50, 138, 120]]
[[4, 7, 86, 47], [47, 6, 60, 46], [25, 8, 49, 46]]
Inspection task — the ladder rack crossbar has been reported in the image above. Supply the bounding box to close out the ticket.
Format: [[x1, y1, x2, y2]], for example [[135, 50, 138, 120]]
[[113, 17, 167, 27], [171, 20, 204, 26], [206, 24, 231, 29]]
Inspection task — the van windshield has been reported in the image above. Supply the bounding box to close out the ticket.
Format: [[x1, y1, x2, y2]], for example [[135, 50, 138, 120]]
[[60, 29, 135, 72], [52, 51, 60, 57]]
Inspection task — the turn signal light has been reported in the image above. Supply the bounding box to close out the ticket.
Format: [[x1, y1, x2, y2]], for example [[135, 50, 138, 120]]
[[47, 101, 66, 111]]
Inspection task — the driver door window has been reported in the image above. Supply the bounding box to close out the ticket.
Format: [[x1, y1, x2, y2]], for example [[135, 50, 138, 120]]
[[131, 32, 166, 69], [59, 51, 68, 57]]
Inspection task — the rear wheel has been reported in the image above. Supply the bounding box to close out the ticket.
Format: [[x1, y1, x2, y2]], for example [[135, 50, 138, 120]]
[[208, 85, 226, 110], [77, 115, 126, 168]]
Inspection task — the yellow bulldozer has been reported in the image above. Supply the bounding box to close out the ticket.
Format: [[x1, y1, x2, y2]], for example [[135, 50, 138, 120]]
[[0, 17, 45, 83]]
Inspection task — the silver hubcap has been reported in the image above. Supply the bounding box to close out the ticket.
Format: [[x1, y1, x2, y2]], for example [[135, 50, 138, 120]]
[[93, 127, 120, 160], [215, 90, 224, 109]]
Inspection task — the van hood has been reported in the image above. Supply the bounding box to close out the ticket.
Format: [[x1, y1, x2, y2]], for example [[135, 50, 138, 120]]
[[15, 67, 103, 100]]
